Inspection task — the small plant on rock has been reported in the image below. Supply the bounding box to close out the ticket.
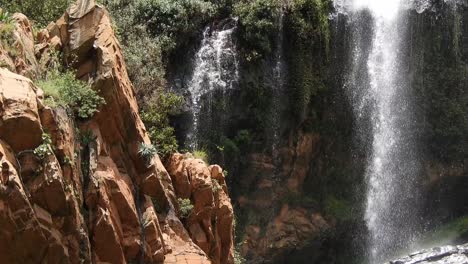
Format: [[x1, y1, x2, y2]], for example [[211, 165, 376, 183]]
[[177, 198, 194, 219], [34, 133, 53, 160], [212, 179, 222, 193], [0, 9, 14, 25], [80, 130, 96, 148], [193, 150, 208, 163], [138, 143, 157, 162], [0, 9, 16, 58]]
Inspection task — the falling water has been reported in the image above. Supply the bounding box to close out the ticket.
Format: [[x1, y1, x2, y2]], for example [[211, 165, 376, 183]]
[[271, 8, 285, 158], [336, 0, 422, 262], [186, 19, 239, 149]]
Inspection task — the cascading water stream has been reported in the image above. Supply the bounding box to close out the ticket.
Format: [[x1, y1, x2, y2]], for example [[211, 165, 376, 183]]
[[271, 7, 285, 168], [186, 19, 239, 149], [335, 0, 424, 262]]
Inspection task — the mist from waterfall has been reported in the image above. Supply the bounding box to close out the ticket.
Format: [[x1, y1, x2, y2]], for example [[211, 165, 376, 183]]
[[336, 0, 423, 262], [186, 19, 239, 149]]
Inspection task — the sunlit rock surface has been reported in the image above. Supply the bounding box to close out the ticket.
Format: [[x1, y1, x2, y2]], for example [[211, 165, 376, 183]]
[[387, 244, 468, 264]]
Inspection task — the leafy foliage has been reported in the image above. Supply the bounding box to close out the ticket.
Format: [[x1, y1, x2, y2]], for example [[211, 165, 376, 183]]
[[234, 0, 281, 60], [34, 133, 54, 160], [177, 198, 194, 219], [141, 89, 183, 157], [133, 0, 216, 55], [38, 70, 106, 119], [234, 247, 246, 264], [138, 143, 158, 161], [0, 9, 14, 24], [408, 6, 468, 161], [284, 0, 330, 121], [0, 0, 69, 27], [193, 150, 209, 163], [0, 9, 16, 59]]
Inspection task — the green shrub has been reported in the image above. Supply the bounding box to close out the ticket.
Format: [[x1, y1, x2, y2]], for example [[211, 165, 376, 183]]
[[34, 133, 54, 160], [0, 9, 14, 24], [0, 0, 69, 27], [284, 0, 330, 121], [133, 0, 215, 55], [177, 198, 194, 219], [0, 9, 16, 58], [38, 70, 106, 119], [234, 0, 281, 60], [138, 143, 158, 161], [234, 247, 246, 264], [193, 150, 209, 163], [141, 89, 183, 158]]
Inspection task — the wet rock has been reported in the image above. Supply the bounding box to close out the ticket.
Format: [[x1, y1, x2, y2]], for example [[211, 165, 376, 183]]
[[387, 244, 468, 264]]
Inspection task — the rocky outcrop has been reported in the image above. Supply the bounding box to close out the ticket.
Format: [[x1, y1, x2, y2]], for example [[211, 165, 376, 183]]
[[0, 68, 42, 152], [235, 130, 332, 263], [0, 13, 40, 78], [241, 205, 329, 262], [387, 244, 468, 264], [166, 153, 235, 264], [0, 65, 88, 263], [0, 0, 235, 263]]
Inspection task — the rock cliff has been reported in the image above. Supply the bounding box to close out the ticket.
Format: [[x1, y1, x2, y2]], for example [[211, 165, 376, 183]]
[[0, 0, 234, 263]]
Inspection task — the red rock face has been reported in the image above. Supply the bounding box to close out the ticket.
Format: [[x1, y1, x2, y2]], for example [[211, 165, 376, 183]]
[[236, 130, 331, 262], [166, 154, 235, 264], [0, 1, 235, 263]]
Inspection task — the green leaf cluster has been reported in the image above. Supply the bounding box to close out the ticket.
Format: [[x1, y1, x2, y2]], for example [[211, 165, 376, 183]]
[[193, 150, 209, 163], [141, 89, 183, 157], [0, 9, 16, 59], [37, 70, 106, 119], [134, 0, 216, 54], [234, 0, 281, 60], [0, 0, 69, 27], [177, 198, 194, 219], [138, 143, 158, 161], [34, 133, 54, 160]]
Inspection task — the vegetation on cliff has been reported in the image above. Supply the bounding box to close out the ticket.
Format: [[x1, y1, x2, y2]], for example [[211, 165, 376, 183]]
[[0, 0, 68, 26]]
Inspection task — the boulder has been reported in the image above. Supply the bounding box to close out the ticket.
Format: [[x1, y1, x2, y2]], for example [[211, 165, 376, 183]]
[[0, 68, 42, 152]]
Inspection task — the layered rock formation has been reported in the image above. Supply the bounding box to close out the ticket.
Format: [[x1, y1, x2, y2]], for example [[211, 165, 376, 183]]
[[387, 244, 468, 264], [0, 1, 234, 263], [166, 153, 234, 264]]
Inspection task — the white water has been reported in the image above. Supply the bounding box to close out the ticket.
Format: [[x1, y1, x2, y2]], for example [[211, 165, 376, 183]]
[[186, 19, 239, 149], [272, 9, 285, 158], [337, 0, 422, 262]]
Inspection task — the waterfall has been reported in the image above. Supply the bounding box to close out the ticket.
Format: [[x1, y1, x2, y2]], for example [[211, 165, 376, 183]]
[[272, 8, 285, 161], [336, 0, 422, 262], [186, 19, 239, 149]]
